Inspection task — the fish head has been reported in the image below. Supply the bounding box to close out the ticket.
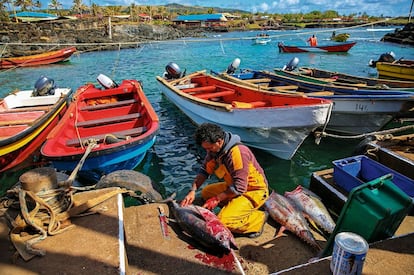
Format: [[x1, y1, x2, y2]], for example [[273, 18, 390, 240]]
[[205, 217, 238, 253], [213, 230, 238, 253]]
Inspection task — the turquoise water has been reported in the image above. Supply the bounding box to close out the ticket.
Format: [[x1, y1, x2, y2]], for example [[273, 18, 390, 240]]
[[1, 27, 413, 198]]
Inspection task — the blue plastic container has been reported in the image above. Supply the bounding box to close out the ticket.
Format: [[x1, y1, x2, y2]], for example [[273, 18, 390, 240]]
[[333, 155, 414, 197]]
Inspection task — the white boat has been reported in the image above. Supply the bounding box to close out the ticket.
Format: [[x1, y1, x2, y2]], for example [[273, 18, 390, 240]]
[[156, 67, 332, 160], [254, 37, 271, 45], [217, 69, 414, 135], [253, 33, 271, 45]]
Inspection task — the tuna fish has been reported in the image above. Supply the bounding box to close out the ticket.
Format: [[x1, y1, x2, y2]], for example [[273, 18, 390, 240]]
[[166, 196, 238, 255], [264, 191, 321, 250], [95, 170, 163, 203], [284, 185, 336, 234]]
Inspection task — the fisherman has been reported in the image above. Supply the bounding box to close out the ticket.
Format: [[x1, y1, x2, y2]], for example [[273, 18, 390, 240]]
[[307, 34, 318, 47], [180, 123, 269, 238]]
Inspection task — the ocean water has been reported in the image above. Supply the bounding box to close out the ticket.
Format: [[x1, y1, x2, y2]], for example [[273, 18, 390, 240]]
[[1, 27, 413, 198]]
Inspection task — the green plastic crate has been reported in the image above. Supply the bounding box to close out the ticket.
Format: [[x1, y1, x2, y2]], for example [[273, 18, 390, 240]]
[[322, 173, 412, 256]]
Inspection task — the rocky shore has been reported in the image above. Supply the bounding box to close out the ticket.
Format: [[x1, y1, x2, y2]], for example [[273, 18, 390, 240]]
[[0, 18, 205, 57], [381, 22, 414, 46]]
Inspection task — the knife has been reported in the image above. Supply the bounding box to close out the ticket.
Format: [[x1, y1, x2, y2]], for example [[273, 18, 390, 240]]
[[158, 205, 170, 239]]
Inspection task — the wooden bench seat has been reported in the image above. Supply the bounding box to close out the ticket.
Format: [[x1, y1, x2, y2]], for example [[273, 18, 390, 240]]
[[196, 90, 236, 100], [66, 127, 147, 147], [231, 100, 269, 108], [181, 85, 216, 94], [76, 113, 141, 128], [0, 111, 45, 126], [81, 99, 137, 111], [0, 105, 51, 113], [275, 85, 298, 90], [245, 78, 272, 84]]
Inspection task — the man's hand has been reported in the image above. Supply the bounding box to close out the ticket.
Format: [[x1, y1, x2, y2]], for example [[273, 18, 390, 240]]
[[202, 196, 220, 210], [180, 190, 195, 207]]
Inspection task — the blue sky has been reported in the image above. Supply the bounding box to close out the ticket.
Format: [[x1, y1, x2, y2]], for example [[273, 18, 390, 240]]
[[39, 0, 413, 17]]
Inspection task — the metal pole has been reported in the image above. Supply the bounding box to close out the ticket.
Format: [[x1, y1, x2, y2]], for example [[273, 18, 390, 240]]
[[409, 0, 414, 22]]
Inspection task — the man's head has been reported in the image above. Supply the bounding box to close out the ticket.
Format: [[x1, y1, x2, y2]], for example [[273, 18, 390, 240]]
[[194, 123, 225, 153]]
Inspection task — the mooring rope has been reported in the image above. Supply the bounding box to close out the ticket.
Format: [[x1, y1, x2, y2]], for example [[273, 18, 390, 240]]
[[315, 124, 414, 140], [15, 184, 74, 256]]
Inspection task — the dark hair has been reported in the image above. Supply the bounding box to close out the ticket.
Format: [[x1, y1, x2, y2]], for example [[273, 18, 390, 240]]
[[194, 123, 225, 145]]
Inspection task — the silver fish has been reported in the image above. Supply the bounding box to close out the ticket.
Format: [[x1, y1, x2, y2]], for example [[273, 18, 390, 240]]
[[166, 197, 238, 255], [96, 170, 163, 203], [264, 191, 320, 250], [284, 185, 336, 234]]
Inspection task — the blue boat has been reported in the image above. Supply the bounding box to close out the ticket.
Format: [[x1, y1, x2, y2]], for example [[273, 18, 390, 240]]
[[41, 75, 159, 181]]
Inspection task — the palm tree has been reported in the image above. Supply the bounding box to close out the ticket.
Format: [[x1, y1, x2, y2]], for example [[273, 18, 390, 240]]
[[48, 0, 62, 15], [72, 0, 85, 16], [145, 5, 152, 21], [14, 0, 36, 11]]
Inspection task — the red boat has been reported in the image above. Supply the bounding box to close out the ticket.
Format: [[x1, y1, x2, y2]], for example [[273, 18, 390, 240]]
[[0, 77, 71, 172], [41, 75, 159, 180], [278, 41, 356, 53], [0, 46, 77, 69]]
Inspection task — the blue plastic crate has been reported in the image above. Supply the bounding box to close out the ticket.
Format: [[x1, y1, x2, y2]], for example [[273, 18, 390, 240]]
[[333, 155, 414, 197]]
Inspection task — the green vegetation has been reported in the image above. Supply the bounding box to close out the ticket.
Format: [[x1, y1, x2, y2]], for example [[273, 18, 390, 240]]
[[0, 1, 410, 25]]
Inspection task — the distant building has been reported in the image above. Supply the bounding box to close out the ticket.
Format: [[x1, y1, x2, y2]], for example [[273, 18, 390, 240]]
[[138, 13, 151, 22], [173, 13, 228, 31]]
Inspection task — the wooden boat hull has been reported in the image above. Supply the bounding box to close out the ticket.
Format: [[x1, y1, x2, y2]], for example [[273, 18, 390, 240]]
[[310, 137, 414, 217], [298, 67, 414, 89], [278, 41, 356, 53], [0, 88, 71, 172], [376, 61, 414, 81], [0, 47, 77, 69], [156, 71, 332, 160], [218, 70, 414, 135], [41, 79, 159, 180], [362, 134, 414, 180]]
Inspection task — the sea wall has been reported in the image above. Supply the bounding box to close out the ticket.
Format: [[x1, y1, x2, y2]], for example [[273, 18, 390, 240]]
[[0, 18, 202, 57]]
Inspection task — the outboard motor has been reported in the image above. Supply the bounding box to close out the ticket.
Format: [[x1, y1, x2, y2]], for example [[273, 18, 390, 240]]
[[226, 58, 241, 74], [97, 74, 118, 89], [368, 51, 396, 67], [32, 76, 56, 96], [282, 57, 299, 71], [164, 62, 183, 79]]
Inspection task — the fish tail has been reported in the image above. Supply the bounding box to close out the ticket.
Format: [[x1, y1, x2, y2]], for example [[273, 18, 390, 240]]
[[158, 192, 177, 203], [300, 230, 321, 251]]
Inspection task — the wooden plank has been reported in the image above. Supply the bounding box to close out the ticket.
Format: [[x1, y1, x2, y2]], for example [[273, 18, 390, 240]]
[[0, 111, 45, 126], [80, 99, 137, 111], [0, 105, 51, 113], [66, 127, 147, 147], [244, 78, 272, 84], [181, 85, 216, 94], [275, 85, 298, 90], [306, 91, 335, 96], [196, 90, 236, 99], [76, 113, 141, 128]]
